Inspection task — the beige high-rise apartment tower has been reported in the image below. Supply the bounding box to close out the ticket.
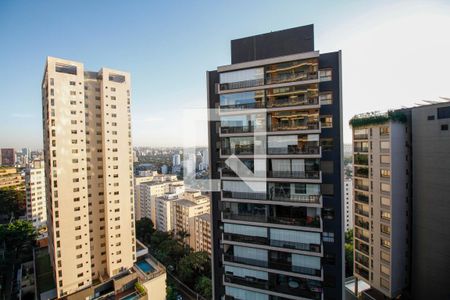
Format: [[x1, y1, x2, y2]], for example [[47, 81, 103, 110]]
[[42, 57, 135, 297]]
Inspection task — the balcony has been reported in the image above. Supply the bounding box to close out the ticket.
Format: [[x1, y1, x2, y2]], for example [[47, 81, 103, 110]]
[[224, 275, 322, 300], [354, 154, 368, 166], [354, 133, 368, 140], [354, 192, 369, 204], [221, 126, 254, 134], [220, 102, 265, 110], [355, 264, 369, 280], [355, 208, 369, 217], [266, 71, 318, 85], [222, 191, 266, 200], [267, 145, 320, 156], [270, 193, 321, 205], [354, 146, 368, 153], [355, 240, 370, 256], [219, 78, 264, 91], [223, 233, 321, 253], [354, 183, 369, 192], [267, 96, 319, 109], [222, 211, 321, 229], [270, 122, 320, 132], [355, 217, 370, 230], [355, 253, 370, 268], [354, 167, 369, 179], [268, 170, 320, 180], [223, 254, 321, 277], [221, 146, 254, 156], [355, 229, 369, 243]]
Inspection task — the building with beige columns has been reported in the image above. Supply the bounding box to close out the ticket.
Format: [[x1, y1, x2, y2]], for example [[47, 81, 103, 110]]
[[42, 57, 135, 297], [189, 213, 212, 254], [25, 160, 46, 229]]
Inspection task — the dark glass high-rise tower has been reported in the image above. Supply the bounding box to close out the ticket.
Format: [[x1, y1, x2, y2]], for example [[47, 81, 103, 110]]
[[207, 25, 344, 300]]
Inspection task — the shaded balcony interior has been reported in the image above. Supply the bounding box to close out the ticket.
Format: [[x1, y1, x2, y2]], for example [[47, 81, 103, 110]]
[[268, 158, 320, 179], [223, 244, 322, 277], [218, 58, 319, 91], [355, 239, 370, 256], [220, 114, 266, 134], [220, 90, 265, 109], [221, 179, 321, 205], [266, 84, 318, 108], [354, 128, 369, 140], [355, 203, 370, 217], [354, 141, 368, 153], [221, 136, 266, 156], [354, 227, 370, 243], [355, 215, 370, 230], [355, 252, 370, 268], [354, 191, 369, 204], [354, 153, 368, 165], [354, 166, 369, 178], [268, 134, 320, 155], [268, 109, 319, 132], [222, 201, 321, 228], [223, 223, 321, 253], [355, 263, 370, 281], [354, 178, 369, 191], [224, 265, 322, 299]]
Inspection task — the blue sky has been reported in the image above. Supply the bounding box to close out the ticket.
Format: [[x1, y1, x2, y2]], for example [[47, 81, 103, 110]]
[[1, 0, 450, 148]]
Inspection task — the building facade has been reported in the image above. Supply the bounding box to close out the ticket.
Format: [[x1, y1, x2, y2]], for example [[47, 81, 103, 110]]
[[207, 25, 344, 300], [173, 190, 210, 237], [351, 115, 410, 299], [42, 57, 135, 297], [25, 160, 47, 229], [344, 178, 353, 232], [1, 148, 15, 166], [189, 213, 212, 254], [0, 167, 23, 189]]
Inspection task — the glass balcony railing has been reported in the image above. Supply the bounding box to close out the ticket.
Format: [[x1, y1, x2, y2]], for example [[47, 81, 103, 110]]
[[265, 71, 318, 85], [220, 126, 254, 134], [220, 102, 265, 110], [222, 191, 267, 200], [267, 145, 320, 155], [270, 122, 320, 132], [355, 192, 369, 204], [354, 167, 369, 178], [223, 233, 321, 253], [221, 146, 254, 156], [355, 230, 369, 243], [222, 211, 321, 228], [355, 253, 370, 268], [355, 265, 369, 280], [354, 154, 368, 165], [223, 254, 321, 277], [355, 218, 370, 230], [268, 170, 320, 180], [355, 208, 370, 217], [224, 275, 322, 300], [220, 78, 265, 91], [354, 133, 369, 140], [354, 146, 368, 153], [355, 240, 370, 255], [270, 193, 321, 205], [267, 96, 319, 108], [222, 189, 321, 205], [355, 184, 369, 192]]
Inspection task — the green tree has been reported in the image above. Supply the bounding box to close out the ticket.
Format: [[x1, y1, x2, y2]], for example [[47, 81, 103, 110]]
[[195, 276, 212, 299], [0, 220, 36, 259], [135, 218, 155, 244], [176, 229, 191, 253], [345, 229, 354, 277], [0, 187, 25, 218], [178, 251, 210, 286]]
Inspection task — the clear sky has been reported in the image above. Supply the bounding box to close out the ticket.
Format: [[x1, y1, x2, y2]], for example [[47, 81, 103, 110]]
[[1, 0, 450, 149]]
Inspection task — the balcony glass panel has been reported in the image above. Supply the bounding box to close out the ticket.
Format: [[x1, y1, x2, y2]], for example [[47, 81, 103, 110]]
[[222, 202, 321, 228], [268, 158, 320, 179], [355, 252, 370, 268], [268, 182, 321, 204], [355, 191, 369, 204], [265, 59, 318, 85], [354, 166, 369, 178], [355, 239, 370, 255], [221, 159, 255, 177], [269, 109, 319, 132], [221, 136, 254, 155], [355, 178, 369, 191], [355, 203, 369, 217], [225, 286, 269, 300], [355, 215, 369, 230], [220, 90, 265, 109], [220, 68, 264, 91], [354, 141, 368, 153], [266, 84, 318, 108], [267, 134, 320, 155], [354, 128, 368, 140], [354, 153, 368, 165], [221, 114, 265, 134], [355, 264, 369, 280], [270, 228, 321, 252], [355, 227, 370, 243], [222, 180, 267, 200]]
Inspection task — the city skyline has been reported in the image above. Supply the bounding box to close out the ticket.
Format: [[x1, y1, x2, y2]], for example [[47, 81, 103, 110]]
[[1, 0, 450, 148]]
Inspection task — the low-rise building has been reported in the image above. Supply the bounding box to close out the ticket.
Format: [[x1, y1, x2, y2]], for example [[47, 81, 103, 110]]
[[0, 167, 23, 189], [25, 160, 46, 229], [189, 213, 211, 254]]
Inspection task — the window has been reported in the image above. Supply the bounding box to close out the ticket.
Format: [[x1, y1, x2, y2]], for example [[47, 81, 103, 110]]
[[381, 196, 390, 207], [55, 63, 77, 75], [380, 141, 390, 151], [380, 265, 390, 276], [381, 211, 391, 221], [380, 169, 390, 178], [320, 116, 333, 128], [442, 124, 448, 131], [380, 126, 390, 136], [381, 238, 391, 249], [437, 106, 450, 119], [380, 155, 390, 164], [322, 183, 334, 196], [381, 183, 391, 193], [428, 115, 435, 120], [70, 81, 76, 86], [319, 69, 332, 81], [320, 138, 333, 151], [380, 278, 390, 290], [323, 232, 334, 242], [321, 161, 334, 174], [319, 92, 332, 105], [380, 251, 390, 263]]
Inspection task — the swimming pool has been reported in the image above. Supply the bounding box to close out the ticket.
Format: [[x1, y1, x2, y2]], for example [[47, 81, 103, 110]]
[[136, 260, 155, 274], [120, 292, 140, 300]]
